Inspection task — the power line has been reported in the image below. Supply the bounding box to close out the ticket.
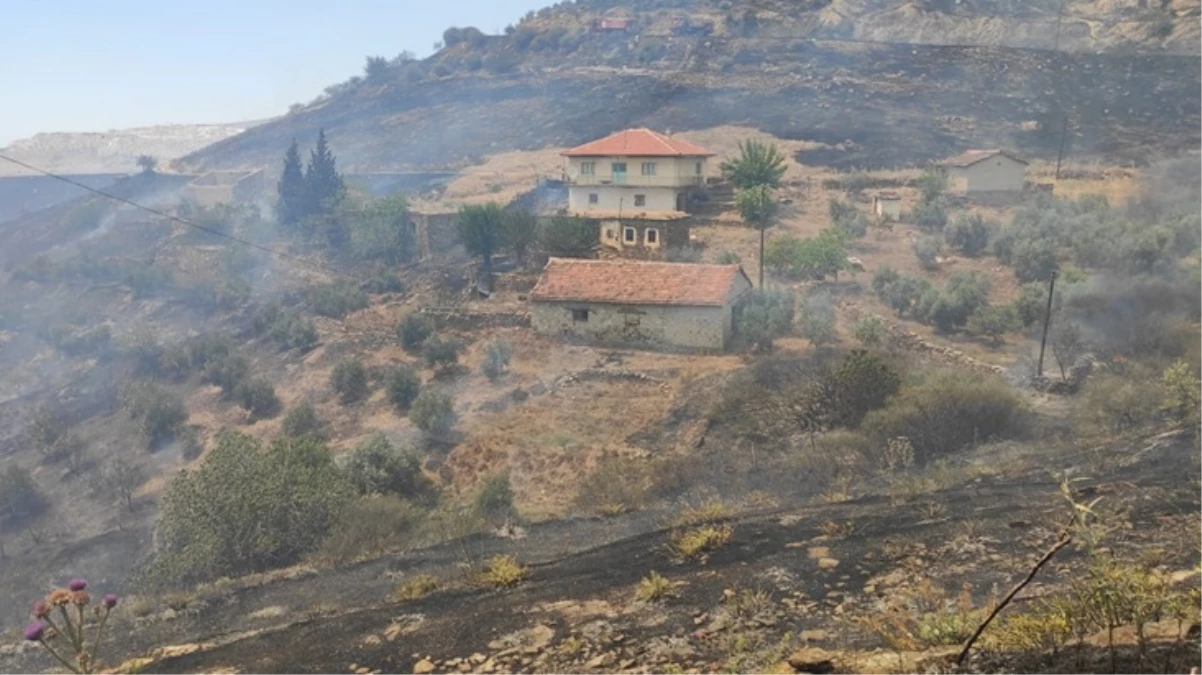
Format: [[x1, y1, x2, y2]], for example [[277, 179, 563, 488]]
[[0, 153, 366, 284]]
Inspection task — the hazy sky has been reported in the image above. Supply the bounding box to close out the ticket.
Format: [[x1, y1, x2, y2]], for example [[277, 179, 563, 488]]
[[0, 0, 549, 145]]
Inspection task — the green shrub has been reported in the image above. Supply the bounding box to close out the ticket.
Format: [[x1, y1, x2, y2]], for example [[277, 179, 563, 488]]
[[122, 381, 189, 449], [331, 357, 370, 404], [1014, 282, 1048, 327], [799, 290, 837, 346], [178, 425, 205, 460], [481, 339, 512, 382], [853, 316, 888, 347], [344, 433, 434, 502], [945, 213, 991, 257], [913, 235, 943, 271], [912, 201, 947, 232], [203, 353, 250, 398], [282, 402, 324, 438], [828, 349, 901, 427], [308, 281, 369, 318], [828, 197, 855, 225], [144, 432, 353, 586], [967, 304, 1021, 343], [1161, 359, 1200, 431], [233, 378, 281, 420], [409, 388, 456, 438], [474, 472, 516, 522], [714, 250, 742, 265], [264, 307, 319, 351], [396, 313, 433, 353], [862, 370, 1028, 463], [1011, 238, 1059, 283], [913, 271, 991, 332], [538, 217, 598, 258], [737, 289, 795, 351], [422, 334, 464, 374], [385, 364, 422, 410]]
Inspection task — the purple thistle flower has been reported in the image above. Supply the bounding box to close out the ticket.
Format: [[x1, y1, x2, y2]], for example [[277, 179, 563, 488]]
[[23, 622, 46, 642], [102, 594, 119, 609], [31, 599, 50, 619], [68, 578, 88, 591]]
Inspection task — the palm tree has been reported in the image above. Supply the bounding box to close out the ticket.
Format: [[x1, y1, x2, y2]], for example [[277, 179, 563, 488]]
[[736, 185, 777, 288], [721, 139, 787, 190]]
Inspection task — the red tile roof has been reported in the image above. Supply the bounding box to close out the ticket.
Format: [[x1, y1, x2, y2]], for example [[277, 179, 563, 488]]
[[561, 128, 715, 158], [939, 149, 1029, 168], [530, 258, 751, 307]]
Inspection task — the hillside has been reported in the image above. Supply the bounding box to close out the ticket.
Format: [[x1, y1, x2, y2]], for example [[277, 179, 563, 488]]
[[0, 121, 263, 176], [177, 0, 1200, 174]]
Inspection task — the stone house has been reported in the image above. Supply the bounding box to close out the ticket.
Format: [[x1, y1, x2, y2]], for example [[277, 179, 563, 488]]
[[187, 169, 265, 208], [561, 128, 713, 216], [598, 215, 690, 255], [937, 149, 1028, 194], [529, 258, 754, 351]]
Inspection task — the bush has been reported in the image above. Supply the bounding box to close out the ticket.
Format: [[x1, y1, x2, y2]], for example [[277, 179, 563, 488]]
[[539, 217, 598, 258], [799, 290, 838, 347], [967, 304, 1021, 343], [262, 307, 319, 351], [945, 214, 991, 257], [331, 357, 370, 404], [178, 425, 205, 460], [1161, 359, 1200, 431], [1075, 370, 1162, 436], [122, 381, 188, 449], [1011, 238, 1060, 283], [308, 281, 369, 319], [233, 378, 281, 420], [478, 554, 527, 588], [344, 433, 433, 502], [409, 389, 456, 438], [913, 235, 943, 271], [664, 246, 702, 263], [828, 349, 901, 427], [481, 339, 512, 382], [203, 353, 250, 398], [714, 250, 742, 264], [422, 334, 464, 375], [474, 472, 516, 522], [282, 402, 324, 439], [912, 201, 947, 232], [737, 289, 795, 351], [144, 432, 353, 586], [913, 271, 991, 332], [1014, 282, 1048, 327], [828, 197, 855, 225], [396, 313, 433, 353], [385, 364, 422, 410], [862, 370, 1028, 464], [635, 571, 679, 603], [853, 316, 888, 347], [314, 494, 421, 566]]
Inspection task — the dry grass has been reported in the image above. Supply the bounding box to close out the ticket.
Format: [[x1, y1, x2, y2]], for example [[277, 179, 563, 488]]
[[635, 571, 680, 603], [478, 555, 529, 588], [671, 524, 734, 561], [393, 574, 439, 602]]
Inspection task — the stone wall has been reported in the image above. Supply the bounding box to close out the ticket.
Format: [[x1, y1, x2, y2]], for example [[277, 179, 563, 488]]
[[531, 301, 729, 351]]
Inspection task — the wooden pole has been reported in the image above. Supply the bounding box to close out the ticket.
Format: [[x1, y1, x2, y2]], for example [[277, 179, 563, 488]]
[[1037, 270, 1058, 378], [1055, 115, 1069, 181]]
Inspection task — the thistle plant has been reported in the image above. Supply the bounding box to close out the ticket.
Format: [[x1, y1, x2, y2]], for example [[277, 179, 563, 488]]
[[23, 578, 119, 674]]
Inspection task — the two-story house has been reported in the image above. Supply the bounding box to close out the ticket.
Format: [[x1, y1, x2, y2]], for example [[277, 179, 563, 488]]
[[561, 128, 714, 217]]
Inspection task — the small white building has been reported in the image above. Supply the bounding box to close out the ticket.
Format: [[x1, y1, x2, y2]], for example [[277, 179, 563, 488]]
[[561, 128, 714, 217], [938, 149, 1028, 194], [872, 192, 902, 220], [529, 258, 753, 351]]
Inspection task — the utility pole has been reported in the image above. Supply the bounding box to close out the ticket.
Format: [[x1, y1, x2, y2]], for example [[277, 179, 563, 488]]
[[1054, 115, 1069, 181], [1036, 270, 1058, 378], [1053, 0, 1065, 51]]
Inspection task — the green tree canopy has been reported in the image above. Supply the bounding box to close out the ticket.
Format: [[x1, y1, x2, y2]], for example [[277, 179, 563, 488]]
[[538, 217, 597, 258], [503, 208, 538, 266], [145, 432, 353, 586], [721, 139, 788, 190], [349, 194, 414, 264], [276, 139, 307, 228], [457, 203, 505, 288], [304, 129, 347, 220]]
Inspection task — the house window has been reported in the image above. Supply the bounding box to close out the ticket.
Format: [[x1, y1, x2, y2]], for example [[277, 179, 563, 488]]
[[634, 194, 646, 207], [623, 226, 637, 243], [588, 193, 599, 204], [645, 228, 659, 245], [641, 162, 657, 176], [580, 161, 595, 175], [624, 314, 641, 327], [572, 308, 589, 322], [695, 161, 703, 175]]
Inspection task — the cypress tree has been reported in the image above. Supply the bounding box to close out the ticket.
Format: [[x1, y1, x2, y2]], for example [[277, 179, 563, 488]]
[[304, 129, 346, 217], [276, 139, 307, 227]]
